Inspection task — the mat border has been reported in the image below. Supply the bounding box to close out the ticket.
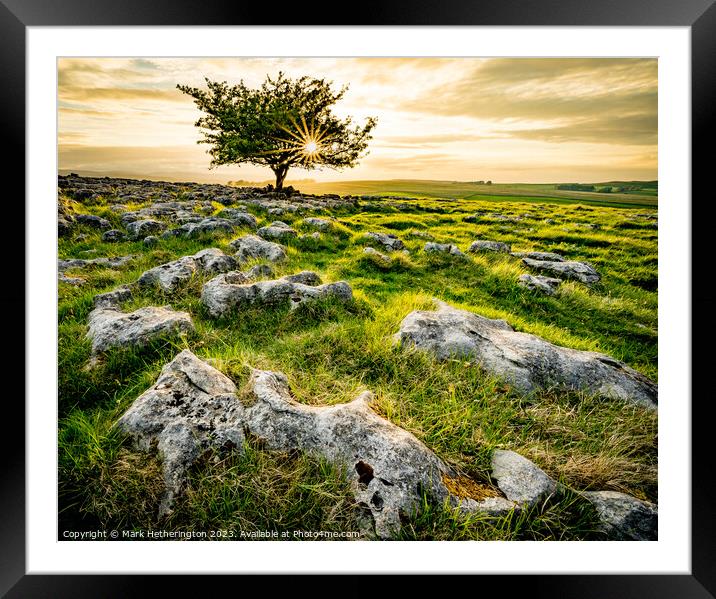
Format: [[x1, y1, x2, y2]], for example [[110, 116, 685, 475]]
[[8, 0, 715, 594]]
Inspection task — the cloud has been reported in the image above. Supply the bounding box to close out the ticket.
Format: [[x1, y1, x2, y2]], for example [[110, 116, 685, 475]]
[[59, 86, 185, 103]]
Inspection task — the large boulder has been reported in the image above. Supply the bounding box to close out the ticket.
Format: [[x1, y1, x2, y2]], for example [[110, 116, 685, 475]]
[[582, 490, 657, 540], [522, 257, 600, 284], [86, 305, 194, 356], [395, 300, 657, 408], [138, 248, 237, 293], [201, 271, 352, 318], [364, 232, 405, 252], [229, 234, 287, 263]]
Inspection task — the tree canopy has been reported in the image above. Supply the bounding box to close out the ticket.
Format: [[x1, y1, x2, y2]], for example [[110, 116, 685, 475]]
[[177, 72, 377, 191]]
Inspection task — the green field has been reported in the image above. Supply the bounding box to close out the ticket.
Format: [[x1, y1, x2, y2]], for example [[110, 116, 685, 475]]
[[231, 179, 659, 209], [58, 186, 657, 541]]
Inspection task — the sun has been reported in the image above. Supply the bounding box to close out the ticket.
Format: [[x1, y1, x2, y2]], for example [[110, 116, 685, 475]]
[[262, 114, 336, 165]]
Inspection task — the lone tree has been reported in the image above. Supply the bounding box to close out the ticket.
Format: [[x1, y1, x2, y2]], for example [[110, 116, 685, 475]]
[[177, 72, 377, 191]]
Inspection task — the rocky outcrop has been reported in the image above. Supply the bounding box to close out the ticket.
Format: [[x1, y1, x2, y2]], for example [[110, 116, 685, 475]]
[[395, 301, 657, 408], [201, 271, 352, 318], [75, 214, 112, 230], [163, 217, 236, 239], [86, 304, 194, 356], [101, 229, 126, 243], [229, 234, 287, 263], [257, 221, 298, 241], [58, 255, 134, 272], [303, 217, 333, 231], [522, 257, 600, 284], [137, 248, 237, 293], [518, 274, 562, 295], [364, 232, 405, 252], [511, 251, 564, 262]]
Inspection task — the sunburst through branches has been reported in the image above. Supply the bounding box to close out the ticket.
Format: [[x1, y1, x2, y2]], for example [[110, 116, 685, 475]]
[[262, 114, 337, 166]]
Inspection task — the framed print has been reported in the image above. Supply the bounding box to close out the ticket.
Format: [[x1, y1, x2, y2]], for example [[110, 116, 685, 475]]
[[6, 0, 716, 594]]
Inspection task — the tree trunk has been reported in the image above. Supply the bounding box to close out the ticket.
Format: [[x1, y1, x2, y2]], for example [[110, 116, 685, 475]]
[[273, 165, 289, 191]]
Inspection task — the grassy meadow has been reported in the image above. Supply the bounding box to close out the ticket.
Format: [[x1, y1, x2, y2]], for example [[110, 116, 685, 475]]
[[58, 184, 658, 541]]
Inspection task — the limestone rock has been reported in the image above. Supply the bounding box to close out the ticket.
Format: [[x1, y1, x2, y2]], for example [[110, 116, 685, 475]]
[[138, 248, 237, 293], [395, 301, 657, 408], [58, 255, 134, 272], [115, 350, 244, 516], [126, 219, 166, 239], [102, 229, 126, 243], [491, 450, 557, 508], [518, 274, 562, 295], [216, 209, 258, 229], [201, 271, 352, 318], [86, 305, 194, 355], [257, 221, 298, 241], [468, 240, 511, 253], [93, 285, 133, 309], [511, 251, 564, 262], [143, 235, 159, 247], [424, 242, 465, 257], [522, 257, 600, 284], [363, 246, 390, 262], [229, 234, 287, 263], [75, 214, 112, 230], [582, 490, 657, 540], [365, 232, 405, 252], [303, 217, 333, 231]]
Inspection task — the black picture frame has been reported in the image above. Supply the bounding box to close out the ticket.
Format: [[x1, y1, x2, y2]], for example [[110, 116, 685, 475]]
[[6, 0, 715, 595]]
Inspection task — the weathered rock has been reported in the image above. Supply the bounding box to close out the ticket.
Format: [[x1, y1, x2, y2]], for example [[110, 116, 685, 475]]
[[117, 350, 500, 534], [463, 213, 482, 223], [424, 242, 465, 257], [173, 217, 236, 238], [102, 229, 126, 243], [365, 231, 405, 252], [202, 271, 352, 318], [243, 369, 452, 538], [58, 216, 73, 237], [456, 495, 518, 517], [143, 235, 159, 247], [138, 248, 237, 293], [257, 221, 298, 241], [93, 285, 133, 309], [229, 234, 286, 263], [468, 240, 511, 253], [217, 209, 258, 229], [303, 217, 333, 231], [511, 251, 564, 262], [518, 274, 562, 295], [87, 305, 194, 355], [58, 272, 85, 285], [363, 246, 390, 262], [75, 214, 112, 230], [583, 491, 657, 540], [126, 219, 166, 239], [491, 450, 557, 508], [395, 301, 657, 408], [58, 255, 134, 272], [522, 257, 600, 284], [115, 350, 244, 516]]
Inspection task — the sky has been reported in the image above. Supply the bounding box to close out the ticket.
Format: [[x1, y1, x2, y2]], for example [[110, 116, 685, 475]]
[[58, 57, 657, 184]]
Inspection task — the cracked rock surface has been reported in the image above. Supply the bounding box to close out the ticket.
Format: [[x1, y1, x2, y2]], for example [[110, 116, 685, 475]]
[[138, 248, 237, 293], [395, 300, 657, 408], [229, 234, 287, 263], [87, 305, 194, 355], [518, 274, 562, 295], [257, 221, 297, 241], [202, 271, 352, 318], [468, 240, 511, 253]]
